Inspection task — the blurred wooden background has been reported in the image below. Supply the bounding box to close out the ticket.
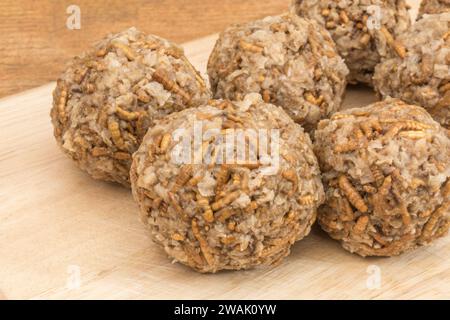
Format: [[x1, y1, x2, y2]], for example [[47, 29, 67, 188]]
[[0, 0, 290, 98]]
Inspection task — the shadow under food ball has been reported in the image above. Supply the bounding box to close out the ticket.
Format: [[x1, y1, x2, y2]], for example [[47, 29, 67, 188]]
[[131, 94, 325, 273], [207, 13, 349, 133], [292, 0, 411, 86], [314, 99, 450, 257], [51, 27, 211, 187]]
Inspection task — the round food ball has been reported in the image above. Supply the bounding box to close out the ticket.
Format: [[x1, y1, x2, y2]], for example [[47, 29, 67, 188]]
[[51, 27, 211, 187], [314, 99, 450, 257], [131, 94, 325, 273], [418, 0, 450, 19], [373, 13, 450, 129], [292, 0, 411, 85], [207, 13, 349, 133]]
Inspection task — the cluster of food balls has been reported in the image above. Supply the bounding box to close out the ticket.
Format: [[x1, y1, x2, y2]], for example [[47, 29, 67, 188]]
[[51, 0, 450, 273]]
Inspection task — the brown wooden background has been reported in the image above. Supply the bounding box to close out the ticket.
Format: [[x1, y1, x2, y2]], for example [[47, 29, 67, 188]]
[[0, 0, 290, 98]]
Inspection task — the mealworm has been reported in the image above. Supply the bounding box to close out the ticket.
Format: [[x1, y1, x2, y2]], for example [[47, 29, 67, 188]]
[[419, 203, 449, 242], [398, 131, 428, 140], [334, 140, 359, 153], [113, 152, 131, 160], [57, 85, 68, 122], [152, 68, 191, 104], [215, 165, 230, 196], [304, 92, 324, 106], [399, 202, 411, 226], [331, 114, 354, 121], [262, 90, 271, 103], [191, 219, 214, 267], [383, 122, 404, 141], [298, 195, 315, 206], [282, 169, 298, 196], [244, 201, 258, 214], [227, 221, 236, 231], [380, 27, 406, 58], [239, 39, 264, 54], [159, 133, 172, 153], [443, 179, 450, 199], [221, 236, 236, 245], [370, 165, 385, 188], [111, 41, 136, 61], [108, 119, 126, 150], [363, 185, 378, 194], [360, 120, 381, 138], [168, 192, 188, 221], [211, 191, 240, 211], [340, 197, 354, 222], [241, 171, 249, 193], [91, 147, 109, 157], [115, 106, 140, 121], [197, 194, 214, 223], [353, 215, 369, 234], [188, 173, 205, 187], [359, 33, 371, 46], [340, 10, 350, 24], [339, 175, 368, 213], [172, 165, 194, 192], [171, 233, 185, 241], [215, 208, 237, 223]]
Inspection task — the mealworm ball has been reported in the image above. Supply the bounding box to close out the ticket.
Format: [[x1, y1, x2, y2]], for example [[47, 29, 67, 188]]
[[51, 27, 211, 187], [314, 99, 450, 257], [131, 94, 325, 273], [373, 13, 450, 129], [292, 0, 411, 85], [418, 0, 450, 19], [207, 13, 349, 133]]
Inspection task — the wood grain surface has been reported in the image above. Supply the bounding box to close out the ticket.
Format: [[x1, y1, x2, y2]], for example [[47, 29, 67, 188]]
[[1, 22, 449, 299], [0, 0, 290, 98]]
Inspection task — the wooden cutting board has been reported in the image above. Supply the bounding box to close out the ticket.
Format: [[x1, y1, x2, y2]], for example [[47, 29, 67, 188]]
[[1, 9, 449, 300]]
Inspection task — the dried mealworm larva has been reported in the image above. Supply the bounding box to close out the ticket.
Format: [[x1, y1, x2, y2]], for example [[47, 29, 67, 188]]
[[152, 68, 192, 105], [131, 96, 324, 273], [314, 98, 450, 257], [292, 0, 411, 85], [208, 12, 348, 132], [51, 27, 210, 187], [374, 13, 450, 129], [282, 169, 299, 196], [338, 176, 368, 213], [171, 165, 194, 193], [239, 39, 264, 54], [111, 41, 136, 61]]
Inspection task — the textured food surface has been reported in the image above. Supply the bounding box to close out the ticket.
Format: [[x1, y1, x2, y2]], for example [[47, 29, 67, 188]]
[[373, 13, 450, 129], [51, 27, 211, 187], [207, 13, 349, 132], [131, 95, 325, 273], [418, 0, 450, 18], [292, 0, 411, 85], [314, 99, 450, 257]]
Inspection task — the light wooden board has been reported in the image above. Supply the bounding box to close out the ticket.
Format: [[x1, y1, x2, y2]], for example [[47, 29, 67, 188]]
[[1, 7, 449, 300]]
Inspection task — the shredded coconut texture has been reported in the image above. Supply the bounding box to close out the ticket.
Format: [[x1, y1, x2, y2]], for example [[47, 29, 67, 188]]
[[373, 13, 450, 129], [314, 99, 450, 257], [292, 0, 411, 85], [51, 27, 211, 187], [418, 0, 450, 19], [207, 13, 349, 133], [131, 95, 324, 273]]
